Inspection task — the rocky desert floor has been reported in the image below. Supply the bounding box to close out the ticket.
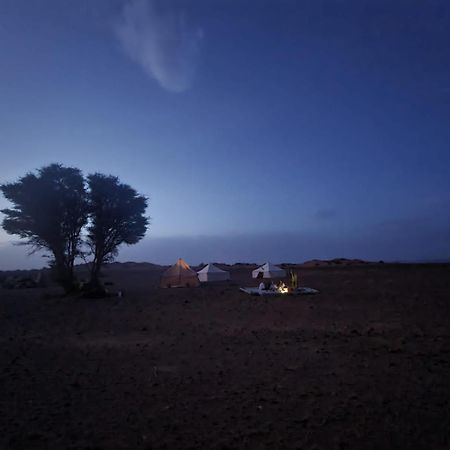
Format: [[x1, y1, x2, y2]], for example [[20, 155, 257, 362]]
[[1, 264, 449, 449]]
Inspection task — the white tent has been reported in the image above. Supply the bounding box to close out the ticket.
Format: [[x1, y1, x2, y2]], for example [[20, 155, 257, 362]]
[[252, 262, 286, 279], [197, 263, 230, 282]]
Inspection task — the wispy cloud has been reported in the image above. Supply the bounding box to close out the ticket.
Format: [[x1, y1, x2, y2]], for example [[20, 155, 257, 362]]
[[114, 0, 203, 92]]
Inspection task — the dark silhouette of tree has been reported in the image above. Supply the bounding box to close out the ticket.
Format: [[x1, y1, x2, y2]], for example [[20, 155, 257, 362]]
[[1, 164, 88, 292], [86, 173, 148, 286]]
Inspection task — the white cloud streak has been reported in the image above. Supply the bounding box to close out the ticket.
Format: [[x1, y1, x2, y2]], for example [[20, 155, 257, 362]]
[[114, 0, 203, 92]]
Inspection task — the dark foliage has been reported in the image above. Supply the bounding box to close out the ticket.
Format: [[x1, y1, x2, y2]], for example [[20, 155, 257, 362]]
[[86, 173, 148, 285], [0, 164, 88, 292]]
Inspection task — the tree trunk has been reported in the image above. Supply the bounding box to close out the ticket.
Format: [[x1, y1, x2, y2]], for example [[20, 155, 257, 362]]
[[53, 250, 77, 294], [89, 251, 103, 288], [90, 264, 101, 287]]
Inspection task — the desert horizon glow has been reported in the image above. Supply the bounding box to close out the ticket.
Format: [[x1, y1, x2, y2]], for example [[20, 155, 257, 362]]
[[1, 0, 450, 270]]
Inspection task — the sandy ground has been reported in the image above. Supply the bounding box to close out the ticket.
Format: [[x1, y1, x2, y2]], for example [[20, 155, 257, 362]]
[[1, 264, 449, 449]]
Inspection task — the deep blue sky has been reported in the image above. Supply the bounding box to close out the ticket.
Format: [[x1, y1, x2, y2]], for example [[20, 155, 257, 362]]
[[1, 0, 450, 269]]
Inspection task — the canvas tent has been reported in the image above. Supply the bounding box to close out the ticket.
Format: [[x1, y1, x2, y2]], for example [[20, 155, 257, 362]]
[[252, 262, 287, 279], [197, 263, 230, 282], [160, 258, 200, 288]]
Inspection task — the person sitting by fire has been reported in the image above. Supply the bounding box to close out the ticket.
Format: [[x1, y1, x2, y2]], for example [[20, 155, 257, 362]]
[[259, 281, 274, 291]]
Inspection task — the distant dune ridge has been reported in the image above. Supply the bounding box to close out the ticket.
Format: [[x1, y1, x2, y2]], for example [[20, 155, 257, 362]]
[[0, 258, 380, 278]]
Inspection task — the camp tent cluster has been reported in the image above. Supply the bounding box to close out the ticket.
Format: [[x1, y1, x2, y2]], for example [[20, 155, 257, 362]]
[[161, 259, 286, 288], [160, 259, 230, 288]]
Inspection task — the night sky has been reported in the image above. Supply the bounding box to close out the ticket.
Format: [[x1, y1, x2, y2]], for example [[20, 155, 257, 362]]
[[1, 0, 450, 269]]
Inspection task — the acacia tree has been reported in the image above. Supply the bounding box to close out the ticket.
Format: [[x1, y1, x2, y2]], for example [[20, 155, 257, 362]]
[[86, 173, 148, 286], [1, 164, 88, 292]]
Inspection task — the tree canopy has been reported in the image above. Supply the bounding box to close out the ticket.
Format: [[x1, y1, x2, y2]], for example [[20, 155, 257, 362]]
[[1, 164, 88, 291], [1, 164, 149, 294], [86, 173, 149, 284]]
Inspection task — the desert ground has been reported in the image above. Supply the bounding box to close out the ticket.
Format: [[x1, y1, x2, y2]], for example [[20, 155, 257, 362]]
[[1, 263, 449, 449]]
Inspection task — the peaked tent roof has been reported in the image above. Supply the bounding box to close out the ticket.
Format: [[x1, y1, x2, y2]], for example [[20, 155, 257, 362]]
[[160, 258, 200, 288], [197, 263, 229, 274], [261, 262, 284, 272], [252, 262, 287, 279], [164, 258, 196, 274]]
